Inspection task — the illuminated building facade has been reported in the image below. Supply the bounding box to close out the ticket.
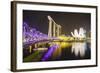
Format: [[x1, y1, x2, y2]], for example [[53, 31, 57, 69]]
[[71, 28, 86, 39], [47, 16, 61, 37]]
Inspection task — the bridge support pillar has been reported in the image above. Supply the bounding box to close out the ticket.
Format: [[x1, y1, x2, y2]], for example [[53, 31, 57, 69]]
[[29, 46, 32, 53]]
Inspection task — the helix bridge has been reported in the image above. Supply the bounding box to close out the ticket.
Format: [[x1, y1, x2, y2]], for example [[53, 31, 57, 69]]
[[23, 22, 59, 47], [23, 22, 61, 61]]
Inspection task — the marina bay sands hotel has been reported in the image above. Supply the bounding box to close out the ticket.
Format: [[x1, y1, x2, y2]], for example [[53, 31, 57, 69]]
[[47, 16, 62, 37]]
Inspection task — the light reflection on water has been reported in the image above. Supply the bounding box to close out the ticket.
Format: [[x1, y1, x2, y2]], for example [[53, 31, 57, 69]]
[[49, 42, 90, 61], [23, 41, 91, 62], [71, 42, 87, 57], [40, 42, 90, 61], [50, 42, 90, 58]]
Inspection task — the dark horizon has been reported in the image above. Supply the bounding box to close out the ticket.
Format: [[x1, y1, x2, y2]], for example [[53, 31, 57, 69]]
[[23, 10, 91, 36]]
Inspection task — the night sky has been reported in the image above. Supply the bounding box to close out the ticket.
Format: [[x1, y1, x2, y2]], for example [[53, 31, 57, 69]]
[[23, 10, 91, 35]]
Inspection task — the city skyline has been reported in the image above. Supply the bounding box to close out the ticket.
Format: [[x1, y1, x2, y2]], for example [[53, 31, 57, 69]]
[[23, 10, 91, 62], [23, 10, 91, 36]]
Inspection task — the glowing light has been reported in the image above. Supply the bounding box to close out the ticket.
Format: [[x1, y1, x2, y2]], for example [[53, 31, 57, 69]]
[[71, 27, 86, 39], [23, 22, 49, 45], [71, 42, 87, 57], [58, 35, 70, 41], [42, 45, 59, 61]]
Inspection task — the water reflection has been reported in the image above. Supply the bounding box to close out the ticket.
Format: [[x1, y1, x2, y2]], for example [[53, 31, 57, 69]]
[[51, 42, 71, 60], [71, 42, 87, 57], [42, 44, 59, 61], [23, 41, 91, 62]]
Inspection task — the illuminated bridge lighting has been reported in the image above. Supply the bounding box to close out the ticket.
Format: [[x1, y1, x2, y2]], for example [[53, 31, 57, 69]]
[[23, 22, 59, 45]]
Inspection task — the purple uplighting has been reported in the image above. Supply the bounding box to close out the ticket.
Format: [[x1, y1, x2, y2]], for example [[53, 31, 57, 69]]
[[41, 45, 59, 61], [23, 22, 59, 45], [23, 22, 49, 45]]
